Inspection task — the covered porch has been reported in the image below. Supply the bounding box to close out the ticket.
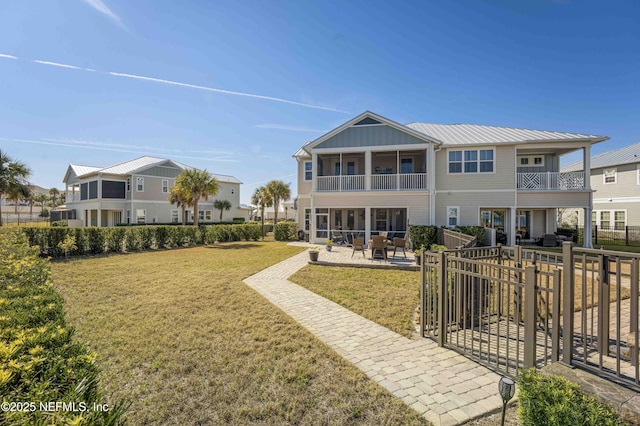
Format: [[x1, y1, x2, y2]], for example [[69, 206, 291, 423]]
[[311, 207, 408, 245]]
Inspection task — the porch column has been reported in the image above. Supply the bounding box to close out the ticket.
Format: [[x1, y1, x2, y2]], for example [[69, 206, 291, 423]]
[[97, 209, 102, 227], [583, 144, 591, 189], [312, 152, 318, 192], [510, 208, 517, 246], [584, 193, 593, 248], [365, 151, 371, 191], [310, 196, 315, 244], [429, 146, 437, 225], [365, 207, 371, 247]]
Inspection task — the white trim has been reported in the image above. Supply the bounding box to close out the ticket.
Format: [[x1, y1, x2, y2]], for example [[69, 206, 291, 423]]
[[136, 176, 144, 192], [304, 161, 312, 181], [435, 189, 516, 193], [637, 164, 640, 185], [603, 167, 617, 184], [594, 196, 640, 204], [313, 144, 432, 154], [592, 208, 627, 229], [135, 208, 146, 224], [162, 179, 169, 193], [517, 155, 545, 167]]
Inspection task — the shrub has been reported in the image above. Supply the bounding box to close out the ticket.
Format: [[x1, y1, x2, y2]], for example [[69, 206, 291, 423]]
[[50, 220, 68, 227], [409, 225, 438, 250], [429, 244, 448, 251], [455, 225, 487, 246], [0, 230, 127, 424], [274, 222, 299, 241], [86, 227, 105, 255], [517, 368, 626, 426], [232, 217, 245, 224], [105, 227, 126, 253]]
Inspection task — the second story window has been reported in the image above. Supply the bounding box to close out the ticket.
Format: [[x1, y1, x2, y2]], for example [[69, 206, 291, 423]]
[[603, 168, 617, 184], [126, 178, 131, 192], [136, 177, 144, 192], [448, 149, 494, 174], [304, 161, 312, 181], [162, 180, 169, 193]]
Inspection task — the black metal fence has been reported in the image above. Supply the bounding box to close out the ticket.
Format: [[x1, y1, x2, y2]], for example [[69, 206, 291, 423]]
[[566, 225, 640, 247]]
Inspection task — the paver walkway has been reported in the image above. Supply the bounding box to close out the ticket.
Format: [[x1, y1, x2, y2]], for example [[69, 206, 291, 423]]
[[243, 250, 504, 426]]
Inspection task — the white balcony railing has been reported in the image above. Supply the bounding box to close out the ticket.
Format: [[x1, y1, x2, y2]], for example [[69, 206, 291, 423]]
[[517, 172, 585, 191], [316, 173, 427, 192], [316, 175, 365, 192]]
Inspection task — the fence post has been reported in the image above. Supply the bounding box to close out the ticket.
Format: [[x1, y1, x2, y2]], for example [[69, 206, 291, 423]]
[[552, 268, 561, 362], [595, 225, 598, 246], [598, 254, 610, 357], [437, 251, 447, 347], [524, 265, 537, 368], [631, 259, 639, 368], [626, 226, 629, 246], [420, 250, 426, 337], [514, 245, 522, 321], [562, 241, 574, 366]]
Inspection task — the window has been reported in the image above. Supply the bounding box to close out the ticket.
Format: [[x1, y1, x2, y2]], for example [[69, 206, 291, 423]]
[[304, 208, 311, 231], [162, 180, 169, 193], [448, 149, 494, 173], [520, 157, 529, 165], [591, 211, 596, 229], [518, 155, 544, 167], [603, 168, 617, 184], [136, 177, 144, 192], [80, 183, 88, 200], [335, 162, 341, 176], [126, 209, 130, 224], [136, 209, 146, 224], [615, 211, 626, 230], [198, 210, 212, 221], [126, 178, 131, 192], [230, 188, 235, 195], [304, 161, 312, 181], [447, 207, 459, 226], [347, 161, 356, 175], [600, 211, 610, 228], [534, 156, 543, 165], [171, 210, 179, 223]]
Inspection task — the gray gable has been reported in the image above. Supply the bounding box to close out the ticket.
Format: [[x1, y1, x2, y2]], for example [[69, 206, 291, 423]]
[[315, 124, 429, 150], [138, 165, 183, 178]]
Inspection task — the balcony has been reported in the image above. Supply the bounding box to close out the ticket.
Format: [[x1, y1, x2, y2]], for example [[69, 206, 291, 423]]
[[316, 173, 427, 192], [517, 172, 585, 191]]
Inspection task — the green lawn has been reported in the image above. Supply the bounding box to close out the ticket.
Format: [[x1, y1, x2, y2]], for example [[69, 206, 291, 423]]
[[51, 242, 428, 425], [289, 265, 421, 338]]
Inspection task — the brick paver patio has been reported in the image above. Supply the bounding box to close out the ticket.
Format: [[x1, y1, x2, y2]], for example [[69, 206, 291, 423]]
[[243, 248, 504, 426]]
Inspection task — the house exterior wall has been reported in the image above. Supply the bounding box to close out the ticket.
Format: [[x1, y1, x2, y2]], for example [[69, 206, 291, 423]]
[[297, 157, 313, 195], [315, 124, 428, 149], [434, 191, 516, 226], [590, 163, 639, 199], [436, 145, 516, 191], [517, 191, 590, 208]]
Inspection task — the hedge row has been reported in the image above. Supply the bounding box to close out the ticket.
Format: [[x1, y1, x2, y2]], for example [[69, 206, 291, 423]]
[[21, 224, 261, 258], [408, 225, 438, 251], [274, 222, 300, 241], [0, 230, 127, 424], [453, 226, 487, 246]]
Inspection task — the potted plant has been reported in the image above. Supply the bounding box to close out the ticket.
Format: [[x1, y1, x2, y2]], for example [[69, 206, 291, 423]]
[[308, 246, 320, 262], [325, 239, 334, 252]]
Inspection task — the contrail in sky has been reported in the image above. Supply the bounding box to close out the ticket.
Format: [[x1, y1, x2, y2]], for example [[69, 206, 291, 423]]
[[0, 137, 239, 163], [80, 0, 127, 30], [0, 54, 349, 114]]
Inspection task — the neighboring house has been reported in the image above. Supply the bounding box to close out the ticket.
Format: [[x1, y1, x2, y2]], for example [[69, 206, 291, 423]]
[[260, 200, 297, 221], [63, 156, 243, 227], [294, 111, 608, 247], [562, 141, 640, 229]]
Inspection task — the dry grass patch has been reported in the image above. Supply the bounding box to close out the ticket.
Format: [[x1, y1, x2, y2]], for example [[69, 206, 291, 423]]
[[289, 265, 420, 338], [51, 242, 427, 425]]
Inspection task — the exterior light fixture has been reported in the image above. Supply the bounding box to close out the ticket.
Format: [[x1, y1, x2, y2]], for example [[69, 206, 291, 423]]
[[498, 376, 516, 426]]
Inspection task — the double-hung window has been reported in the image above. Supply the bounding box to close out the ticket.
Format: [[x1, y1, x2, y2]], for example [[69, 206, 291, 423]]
[[447, 207, 459, 226], [304, 161, 312, 181], [162, 179, 169, 193], [603, 168, 617, 184], [136, 177, 144, 192], [449, 149, 494, 173]]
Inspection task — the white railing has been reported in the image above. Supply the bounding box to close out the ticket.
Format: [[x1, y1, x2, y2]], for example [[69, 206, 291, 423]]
[[316, 173, 427, 192], [517, 172, 585, 190], [316, 175, 365, 192], [372, 173, 427, 191]]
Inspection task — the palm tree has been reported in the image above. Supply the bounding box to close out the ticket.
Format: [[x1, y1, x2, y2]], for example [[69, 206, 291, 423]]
[[49, 187, 60, 207], [266, 180, 291, 225], [213, 199, 232, 222], [174, 169, 219, 227], [7, 183, 30, 221], [251, 186, 272, 240], [0, 150, 31, 226], [35, 193, 48, 211], [168, 185, 192, 226]]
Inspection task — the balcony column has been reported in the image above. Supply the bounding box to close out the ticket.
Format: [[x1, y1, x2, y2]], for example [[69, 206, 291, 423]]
[[583, 144, 591, 189], [339, 153, 342, 192], [311, 152, 318, 192], [365, 207, 371, 247], [510, 208, 517, 246], [365, 151, 372, 191], [396, 150, 400, 190]]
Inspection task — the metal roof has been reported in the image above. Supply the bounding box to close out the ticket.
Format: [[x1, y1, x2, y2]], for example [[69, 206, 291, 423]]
[[562, 140, 640, 172], [406, 122, 606, 146], [293, 141, 313, 158], [69, 156, 242, 184]]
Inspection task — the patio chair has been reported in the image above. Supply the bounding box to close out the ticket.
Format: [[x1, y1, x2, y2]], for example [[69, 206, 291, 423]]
[[345, 233, 354, 247], [370, 236, 387, 262], [391, 237, 407, 258], [351, 237, 365, 258], [331, 230, 345, 245], [542, 234, 557, 247]]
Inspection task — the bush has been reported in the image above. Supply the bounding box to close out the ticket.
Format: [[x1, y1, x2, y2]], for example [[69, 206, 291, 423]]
[[0, 230, 127, 424], [556, 227, 578, 243], [232, 217, 245, 224], [50, 220, 68, 227], [455, 225, 487, 246], [274, 222, 299, 241], [409, 225, 438, 250], [517, 368, 626, 426]]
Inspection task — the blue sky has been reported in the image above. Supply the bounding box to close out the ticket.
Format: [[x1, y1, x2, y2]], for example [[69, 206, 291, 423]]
[[1, 0, 639, 204]]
